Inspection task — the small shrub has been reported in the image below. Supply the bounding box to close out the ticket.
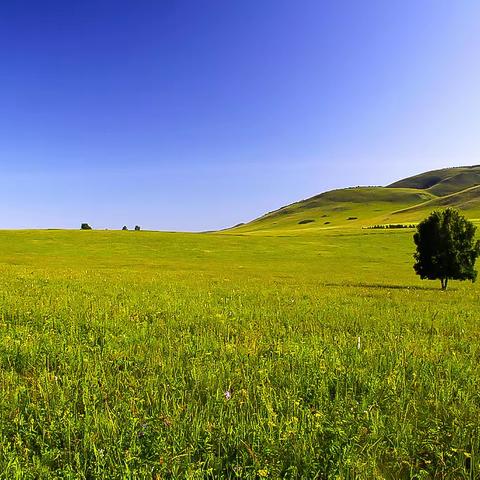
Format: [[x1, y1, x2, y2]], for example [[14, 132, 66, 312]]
[[363, 224, 416, 230], [81, 223, 92, 230], [298, 219, 315, 225]]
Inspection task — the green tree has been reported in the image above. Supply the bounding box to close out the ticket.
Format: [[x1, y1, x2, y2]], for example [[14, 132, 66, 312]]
[[80, 223, 92, 230], [413, 208, 480, 290]]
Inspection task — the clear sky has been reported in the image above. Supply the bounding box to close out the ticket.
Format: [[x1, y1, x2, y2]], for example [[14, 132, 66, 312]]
[[1, 1, 479, 230]]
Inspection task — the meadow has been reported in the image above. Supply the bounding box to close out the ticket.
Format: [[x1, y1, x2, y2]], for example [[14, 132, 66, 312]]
[[0, 228, 478, 479]]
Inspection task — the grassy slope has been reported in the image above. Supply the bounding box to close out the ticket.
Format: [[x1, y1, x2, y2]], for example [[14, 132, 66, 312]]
[[387, 184, 480, 223], [0, 229, 478, 478], [232, 166, 480, 235], [231, 187, 435, 234], [428, 171, 480, 196], [388, 165, 480, 194]]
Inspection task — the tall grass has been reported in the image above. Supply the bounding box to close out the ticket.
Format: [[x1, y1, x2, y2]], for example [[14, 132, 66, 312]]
[[0, 230, 477, 478]]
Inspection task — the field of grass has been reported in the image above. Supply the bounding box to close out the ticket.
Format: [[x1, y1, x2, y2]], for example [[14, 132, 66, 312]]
[[0, 228, 479, 478]]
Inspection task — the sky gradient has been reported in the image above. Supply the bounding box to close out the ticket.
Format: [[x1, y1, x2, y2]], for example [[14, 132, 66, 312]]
[[1, 1, 479, 230]]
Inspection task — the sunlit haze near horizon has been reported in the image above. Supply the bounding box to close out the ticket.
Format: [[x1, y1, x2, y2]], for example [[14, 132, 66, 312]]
[[1, 1, 479, 230]]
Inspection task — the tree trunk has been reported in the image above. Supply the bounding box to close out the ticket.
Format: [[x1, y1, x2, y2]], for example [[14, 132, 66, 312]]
[[441, 278, 448, 290]]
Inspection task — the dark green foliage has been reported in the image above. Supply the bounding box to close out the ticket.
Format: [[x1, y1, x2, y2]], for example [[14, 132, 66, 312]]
[[365, 224, 416, 230], [298, 219, 315, 225], [122, 226, 128, 231], [134, 225, 141, 231], [80, 223, 92, 230], [413, 208, 480, 289]]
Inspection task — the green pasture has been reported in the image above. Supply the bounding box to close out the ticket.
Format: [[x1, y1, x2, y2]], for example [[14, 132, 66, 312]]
[[0, 228, 478, 478]]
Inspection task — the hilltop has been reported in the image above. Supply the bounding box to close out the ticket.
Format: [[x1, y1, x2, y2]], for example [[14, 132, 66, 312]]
[[229, 165, 480, 234], [387, 165, 480, 195]]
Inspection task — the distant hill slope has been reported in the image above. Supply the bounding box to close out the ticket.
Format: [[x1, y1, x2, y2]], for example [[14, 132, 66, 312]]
[[227, 165, 480, 235], [231, 187, 435, 234], [388, 165, 480, 195], [389, 184, 480, 221]]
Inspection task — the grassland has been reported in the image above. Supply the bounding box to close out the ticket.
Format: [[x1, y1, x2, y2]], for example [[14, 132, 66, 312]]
[[230, 187, 436, 234], [0, 228, 478, 479], [231, 166, 480, 235], [388, 165, 480, 195]]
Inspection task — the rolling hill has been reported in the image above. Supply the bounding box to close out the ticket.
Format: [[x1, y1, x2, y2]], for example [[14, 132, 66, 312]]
[[229, 165, 480, 234], [389, 184, 480, 220], [388, 165, 480, 195]]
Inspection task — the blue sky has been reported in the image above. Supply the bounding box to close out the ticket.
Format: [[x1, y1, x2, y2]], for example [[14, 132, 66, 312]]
[[1, 1, 479, 230]]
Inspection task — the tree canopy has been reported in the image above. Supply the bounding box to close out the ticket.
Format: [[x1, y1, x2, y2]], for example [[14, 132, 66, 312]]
[[413, 208, 480, 290]]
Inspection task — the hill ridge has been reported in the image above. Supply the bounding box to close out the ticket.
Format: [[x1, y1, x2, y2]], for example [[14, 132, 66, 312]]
[[228, 165, 480, 234]]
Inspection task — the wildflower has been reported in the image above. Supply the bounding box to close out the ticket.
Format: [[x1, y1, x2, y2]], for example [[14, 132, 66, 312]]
[[224, 390, 231, 400], [258, 469, 268, 477]]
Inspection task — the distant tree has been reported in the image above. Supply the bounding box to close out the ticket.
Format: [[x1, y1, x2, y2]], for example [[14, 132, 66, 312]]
[[134, 225, 141, 231], [413, 208, 480, 290], [81, 223, 92, 230], [122, 226, 128, 231]]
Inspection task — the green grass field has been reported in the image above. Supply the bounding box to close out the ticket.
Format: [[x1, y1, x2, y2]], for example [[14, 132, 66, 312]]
[[0, 228, 478, 479]]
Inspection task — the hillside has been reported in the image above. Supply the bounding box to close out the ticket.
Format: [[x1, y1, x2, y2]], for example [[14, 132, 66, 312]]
[[388, 165, 480, 195], [231, 187, 435, 234], [229, 165, 480, 234], [388, 184, 480, 221]]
